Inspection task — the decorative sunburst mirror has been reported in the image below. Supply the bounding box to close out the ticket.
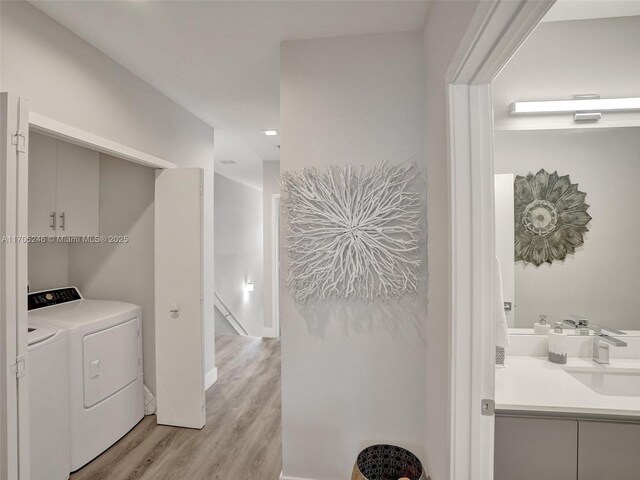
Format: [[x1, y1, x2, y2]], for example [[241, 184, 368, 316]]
[[514, 169, 591, 266]]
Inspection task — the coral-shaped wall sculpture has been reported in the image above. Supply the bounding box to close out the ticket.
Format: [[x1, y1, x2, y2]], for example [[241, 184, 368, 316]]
[[514, 169, 591, 266], [281, 162, 423, 303]]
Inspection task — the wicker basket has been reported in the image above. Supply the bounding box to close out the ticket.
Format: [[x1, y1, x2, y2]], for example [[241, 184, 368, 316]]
[[352, 444, 429, 480]]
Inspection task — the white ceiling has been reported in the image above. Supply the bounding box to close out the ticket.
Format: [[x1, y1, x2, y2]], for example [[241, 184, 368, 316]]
[[30, 0, 430, 190], [544, 0, 640, 22]]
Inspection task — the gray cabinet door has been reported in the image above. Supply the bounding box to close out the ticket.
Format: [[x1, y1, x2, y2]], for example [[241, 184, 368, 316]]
[[578, 421, 640, 480], [495, 416, 578, 480]]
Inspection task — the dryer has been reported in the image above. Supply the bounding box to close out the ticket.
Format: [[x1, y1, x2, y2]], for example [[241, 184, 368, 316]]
[[28, 287, 144, 471]]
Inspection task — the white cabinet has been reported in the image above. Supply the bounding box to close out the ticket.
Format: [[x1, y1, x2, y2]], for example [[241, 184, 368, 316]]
[[29, 132, 99, 237], [55, 141, 100, 237], [29, 133, 58, 237]]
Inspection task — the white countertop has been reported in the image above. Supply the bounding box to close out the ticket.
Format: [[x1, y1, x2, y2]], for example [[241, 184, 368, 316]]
[[496, 356, 640, 418], [508, 328, 640, 337]]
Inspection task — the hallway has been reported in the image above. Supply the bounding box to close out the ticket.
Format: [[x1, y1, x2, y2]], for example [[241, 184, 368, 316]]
[[70, 335, 282, 480]]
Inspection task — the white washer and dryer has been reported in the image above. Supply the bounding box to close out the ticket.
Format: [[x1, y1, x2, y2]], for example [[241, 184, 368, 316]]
[[28, 286, 144, 472]]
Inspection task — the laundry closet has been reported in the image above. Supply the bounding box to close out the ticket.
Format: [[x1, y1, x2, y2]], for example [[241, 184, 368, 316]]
[[28, 131, 155, 374], [13, 120, 207, 479]]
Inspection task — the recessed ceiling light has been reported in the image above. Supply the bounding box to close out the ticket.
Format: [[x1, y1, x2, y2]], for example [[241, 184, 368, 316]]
[[219, 160, 237, 165], [263, 130, 278, 136]]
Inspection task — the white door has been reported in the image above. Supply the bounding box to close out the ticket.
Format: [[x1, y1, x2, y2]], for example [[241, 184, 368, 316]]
[[154, 168, 205, 429], [494, 174, 515, 327], [0, 92, 30, 480], [55, 141, 100, 237]]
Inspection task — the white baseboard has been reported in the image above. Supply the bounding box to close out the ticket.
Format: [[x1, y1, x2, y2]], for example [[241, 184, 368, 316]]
[[280, 474, 316, 480], [263, 326, 278, 338], [205, 366, 218, 391]]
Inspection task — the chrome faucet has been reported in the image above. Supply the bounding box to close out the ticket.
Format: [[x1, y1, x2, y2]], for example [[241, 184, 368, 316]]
[[592, 325, 627, 364], [563, 315, 590, 335]]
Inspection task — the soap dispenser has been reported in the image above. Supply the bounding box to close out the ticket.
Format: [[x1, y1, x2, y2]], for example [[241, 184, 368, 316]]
[[548, 322, 567, 364], [534, 314, 551, 334]]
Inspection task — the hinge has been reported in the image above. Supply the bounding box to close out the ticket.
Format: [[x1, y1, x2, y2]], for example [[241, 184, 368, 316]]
[[200, 185, 204, 196], [11, 130, 27, 153], [12, 355, 26, 378], [481, 398, 495, 416]]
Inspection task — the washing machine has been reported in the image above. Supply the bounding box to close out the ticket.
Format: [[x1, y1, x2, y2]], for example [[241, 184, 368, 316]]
[[27, 325, 70, 480], [28, 287, 144, 471]]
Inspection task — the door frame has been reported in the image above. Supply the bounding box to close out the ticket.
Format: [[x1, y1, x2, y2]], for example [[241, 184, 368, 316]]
[[446, 1, 554, 478], [271, 193, 281, 338], [0, 93, 30, 480]]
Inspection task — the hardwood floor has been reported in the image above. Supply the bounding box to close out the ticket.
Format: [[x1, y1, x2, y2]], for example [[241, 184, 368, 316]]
[[70, 335, 282, 480]]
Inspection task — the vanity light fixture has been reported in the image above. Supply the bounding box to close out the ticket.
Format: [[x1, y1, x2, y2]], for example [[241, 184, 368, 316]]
[[510, 95, 640, 122], [263, 130, 278, 136], [244, 282, 254, 293]]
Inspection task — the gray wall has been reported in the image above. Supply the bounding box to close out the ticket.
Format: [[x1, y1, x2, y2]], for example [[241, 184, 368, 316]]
[[28, 242, 69, 291], [69, 155, 156, 391], [281, 31, 426, 480], [495, 128, 640, 330], [1, 0, 216, 376], [422, 2, 480, 478], [214, 173, 263, 337], [262, 160, 280, 334], [214, 308, 239, 336]]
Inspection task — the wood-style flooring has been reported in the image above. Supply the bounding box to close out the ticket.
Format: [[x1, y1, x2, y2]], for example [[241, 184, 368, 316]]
[[70, 335, 282, 480]]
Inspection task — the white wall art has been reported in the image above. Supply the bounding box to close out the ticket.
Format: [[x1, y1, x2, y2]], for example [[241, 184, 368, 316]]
[[281, 162, 424, 303]]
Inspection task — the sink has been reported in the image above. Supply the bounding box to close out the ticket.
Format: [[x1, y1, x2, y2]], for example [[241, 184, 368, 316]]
[[565, 367, 640, 397]]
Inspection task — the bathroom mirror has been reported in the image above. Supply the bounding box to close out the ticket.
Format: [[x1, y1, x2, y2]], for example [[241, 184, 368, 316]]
[[494, 127, 640, 333]]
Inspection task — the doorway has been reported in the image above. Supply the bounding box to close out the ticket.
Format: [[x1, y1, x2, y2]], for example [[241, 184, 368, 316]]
[[445, 2, 554, 479], [491, 6, 640, 480]]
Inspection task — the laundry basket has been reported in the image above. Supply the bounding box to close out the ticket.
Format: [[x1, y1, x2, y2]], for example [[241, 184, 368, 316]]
[[352, 444, 429, 480]]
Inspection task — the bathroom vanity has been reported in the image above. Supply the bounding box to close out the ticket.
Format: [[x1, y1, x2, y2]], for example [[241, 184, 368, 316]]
[[495, 415, 640, 480], [495, 343, 640, 480]]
